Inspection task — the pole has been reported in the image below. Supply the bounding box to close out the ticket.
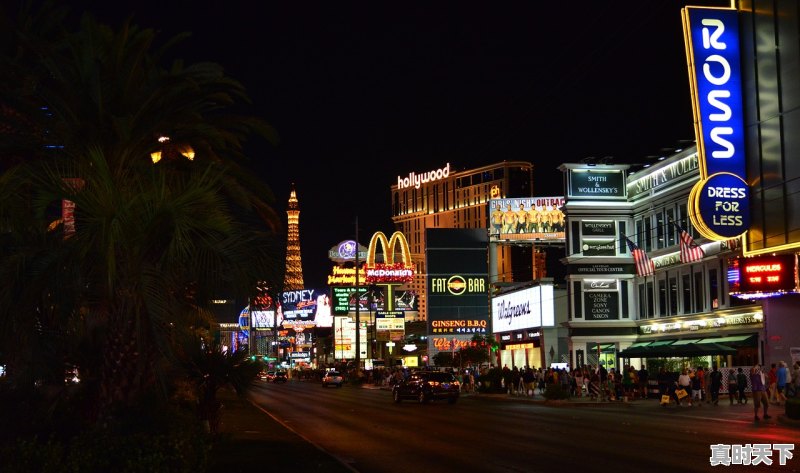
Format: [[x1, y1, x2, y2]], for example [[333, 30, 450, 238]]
[[355, 216, 360, 372]]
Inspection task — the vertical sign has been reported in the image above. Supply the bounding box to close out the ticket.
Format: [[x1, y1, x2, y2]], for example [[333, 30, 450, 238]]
[[682, 7, 749, 240]]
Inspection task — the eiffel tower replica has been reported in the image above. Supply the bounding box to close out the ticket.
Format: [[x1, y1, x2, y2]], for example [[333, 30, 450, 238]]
[[283, 184, 305, 291]]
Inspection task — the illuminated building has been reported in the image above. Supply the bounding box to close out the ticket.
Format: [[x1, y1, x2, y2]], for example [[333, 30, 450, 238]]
[[391, 162, 541, 322], [283, 184, 304, 291]]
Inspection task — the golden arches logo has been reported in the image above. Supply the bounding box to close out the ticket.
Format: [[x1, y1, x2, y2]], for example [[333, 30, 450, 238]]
[[365, 231, 414, 283]]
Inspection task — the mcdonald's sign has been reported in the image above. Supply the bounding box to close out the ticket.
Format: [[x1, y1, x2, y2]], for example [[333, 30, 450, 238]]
[[364, 231, 415, 284]]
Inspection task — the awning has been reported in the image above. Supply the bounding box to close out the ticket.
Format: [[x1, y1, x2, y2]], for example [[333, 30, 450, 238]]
[[619, 338, 738, 358], [697, 335, 756, 347]]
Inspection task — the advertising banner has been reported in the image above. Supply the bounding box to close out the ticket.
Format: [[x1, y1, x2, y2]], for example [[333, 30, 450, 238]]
[[489, 196, 565, 241], [278, 288, 334, 328], [583, 292, 620, 320], [491, 284, 555, 332]]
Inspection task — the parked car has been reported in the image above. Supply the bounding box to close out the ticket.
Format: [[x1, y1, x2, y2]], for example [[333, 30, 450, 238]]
[[273, 371, 288, 383], [259, 370, 270, 381], [322, 371, 344, 388], [392, 371, 459, 404]]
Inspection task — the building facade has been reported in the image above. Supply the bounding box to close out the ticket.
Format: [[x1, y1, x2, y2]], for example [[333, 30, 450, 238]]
[[391, 161, 539, 322]]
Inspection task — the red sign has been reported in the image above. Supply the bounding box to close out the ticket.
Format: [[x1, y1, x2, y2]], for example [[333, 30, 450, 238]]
[[738, 255, 796, 293]]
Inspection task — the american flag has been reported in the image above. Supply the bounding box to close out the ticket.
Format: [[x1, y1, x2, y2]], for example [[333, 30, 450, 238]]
[[674, 222, 705, 263], [624, 235, 654, 277]]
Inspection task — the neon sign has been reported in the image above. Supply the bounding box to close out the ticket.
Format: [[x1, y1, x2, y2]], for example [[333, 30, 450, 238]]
[[683, 7, 750, 240], [396, 163, 450, 190], [364, 231, 415, 284]]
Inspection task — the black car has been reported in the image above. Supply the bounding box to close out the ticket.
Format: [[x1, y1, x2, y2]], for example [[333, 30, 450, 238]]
[[273, 371, 288, 383], [392, 371, 459, 404]]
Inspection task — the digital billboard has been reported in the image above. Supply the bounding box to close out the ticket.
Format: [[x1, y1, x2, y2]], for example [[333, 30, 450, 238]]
[[489, 196, 565, 241], [426, 229, 489, 356], [251, 310, 278, 328], [278, 288, 333, 328], [331, 286, 418, 315], [491, 284, 555, 332], [735, 255, 797, 294]]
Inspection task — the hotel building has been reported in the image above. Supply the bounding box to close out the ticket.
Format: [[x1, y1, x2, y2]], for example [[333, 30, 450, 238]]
[[391, 162, 540, 321]]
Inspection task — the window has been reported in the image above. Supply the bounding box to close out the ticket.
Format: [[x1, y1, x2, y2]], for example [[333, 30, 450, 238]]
[[638, 283, 646, 319], [669, 276, 678, 316], [658, 279, 667, 316], [656, 211, 665, 249], [694, 271, 704, 312], [682, 274, 691, 314], [709, 269, 719, 309], [635, 219, 644, 247], [646, 281, 654, 318], [644, 214, 653, 252], [666, 208, 676, 246]]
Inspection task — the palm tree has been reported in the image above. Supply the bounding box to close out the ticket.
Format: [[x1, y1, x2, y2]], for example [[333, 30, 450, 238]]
[[0, 4, 282, 420]]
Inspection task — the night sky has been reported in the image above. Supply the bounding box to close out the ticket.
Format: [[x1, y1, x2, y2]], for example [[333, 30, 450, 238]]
[[47, 0, 728, 288]]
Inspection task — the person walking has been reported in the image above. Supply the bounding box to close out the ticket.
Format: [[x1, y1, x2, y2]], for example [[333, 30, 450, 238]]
[[727, 368, 738, 405], [776, 361, 788, 405], [790, 361, 800, 398], [638, 364, 650, 400], [736, 367, 749, 404], [690, 369, 703, 407], [750, 365, 770, 422], [709, 365, 722, 406], [677, 369, 692, 407], [767, 363, 778, 404]]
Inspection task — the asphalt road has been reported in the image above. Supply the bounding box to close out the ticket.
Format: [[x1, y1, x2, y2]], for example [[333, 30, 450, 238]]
[[250, 380, 799, 473]]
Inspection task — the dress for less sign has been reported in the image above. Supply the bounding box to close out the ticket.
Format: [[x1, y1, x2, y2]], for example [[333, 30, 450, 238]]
[[683, 7, 750, 240]]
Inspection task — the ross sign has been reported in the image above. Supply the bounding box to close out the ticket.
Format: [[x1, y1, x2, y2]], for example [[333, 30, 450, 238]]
[[683, 7, 749, 240], [568, 170, 626, 199], [364, 231, 415, 284], [581, 221, 615, 237], [581, 239, 616, 256], [488, 196, 565, 241], [627, 153, 700, 199], [737, 255, 796, 293], [491, 284, 555, 332], [396, 163, 450, 190], [568, 263, 635, 275], [583, 292, 620, 320]]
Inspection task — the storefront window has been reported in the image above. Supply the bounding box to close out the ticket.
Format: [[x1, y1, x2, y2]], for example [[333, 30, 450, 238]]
[[658, 279, 667, 316]]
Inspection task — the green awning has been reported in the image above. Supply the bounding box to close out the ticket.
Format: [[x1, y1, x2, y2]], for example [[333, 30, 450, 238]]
[[648, 340, 676, 346], [627, 342, 652, 348], [671, 339, 703, 345], [698, 335, 755, 346]]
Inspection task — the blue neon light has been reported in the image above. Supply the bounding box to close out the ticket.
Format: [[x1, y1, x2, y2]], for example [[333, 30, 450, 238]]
[[687, 8, 745, 177]]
